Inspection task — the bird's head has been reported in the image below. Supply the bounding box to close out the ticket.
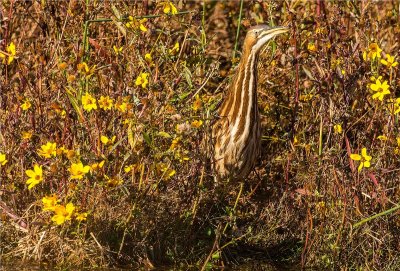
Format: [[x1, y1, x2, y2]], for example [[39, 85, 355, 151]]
[[244, 25, 289, 54]]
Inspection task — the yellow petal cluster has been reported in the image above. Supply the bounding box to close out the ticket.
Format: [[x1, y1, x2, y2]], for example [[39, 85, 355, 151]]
[[69, 162, 90, 179], [82, 92, 97, 112], [26, 164, 43, 190], [37, 142, 57, 158], [350, 148, 372, 172], [126, 16, 148, 32], [42, 195, 59, 211], [163, 1, 178, 14], [363, 43, 382, 61], [135, 72, 149, 89], [370, 78, 390, 101], [381, 53, 398, 68], [77, 62, 96, 78], [0, 42, 16, 64], [98, 96, 113, 110], [113, 45, 123, 55], [0, 153, 7, 166], [21, 100, 32, 111], [51, 203, 75, 225], [333, 124, 342, 134]]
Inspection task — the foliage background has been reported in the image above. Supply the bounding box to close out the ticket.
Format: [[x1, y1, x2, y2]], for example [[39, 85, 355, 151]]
[[0, 0, 399, 269]]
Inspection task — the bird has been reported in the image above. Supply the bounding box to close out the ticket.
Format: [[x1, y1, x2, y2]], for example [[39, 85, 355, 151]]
[[212, 25, 288, 181]]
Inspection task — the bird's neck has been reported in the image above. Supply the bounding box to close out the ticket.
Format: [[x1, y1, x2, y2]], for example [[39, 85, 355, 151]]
[[219, 47, 260, 142]]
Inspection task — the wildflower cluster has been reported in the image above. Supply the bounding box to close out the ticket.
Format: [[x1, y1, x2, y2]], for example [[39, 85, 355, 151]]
[[351, 43, 398, 172], [81, 93, 131, 113], [42, 195, 87, 225]]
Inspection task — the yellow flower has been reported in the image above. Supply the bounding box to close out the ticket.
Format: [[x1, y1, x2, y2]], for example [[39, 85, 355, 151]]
[[51, 202, 75, 225], [307, 42, 317, 52], [174, 149, 190, 163], [67, 74, 76, 82], [37, 142, 57, 158], [82, 92, 97, 112], [115, 102, 128, 113], [42, 195, 58, 211], [157, 163, 176, 180], [0, 153, 8, 165], [26, 164, 43, 190], [98, 96, 113, 110], [124, 165, 132, 173], [69, 162, 90, 180], [392, 98, 400, 114], [22, 131, 33, 140], [163, 1, 178, 14], [169, 42, 179, 55], [91, 160, 105, 171], [21, 100, 32, 111], [113, 45, 123, 55], [169, 137, 180, 150], [135, 72, 149, 89], [191, 120, 203, 128], [370, 78, 390, 101], [363, 43, 382, 61], [192, 95, 202, 111], [65, 149, 77, 160], [377, 135, 388, 141], [106, 176, 123, 187], [381, 53, 398, 68], [58, 62, 68, 71], [101, 135, 116, 145], [0, 42, 16, 64], [293, 136, 299, 145], [333, 124, 342, 134], [350, 148, 372, 172], [145, 53, 153, 64], [125, 16, 148, 32], [77, 62, 96, 78], [115, 101, 128, 113], [75, 212, 88, 222]]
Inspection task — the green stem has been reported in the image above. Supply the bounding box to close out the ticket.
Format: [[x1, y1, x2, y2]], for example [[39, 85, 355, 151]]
[[353, 203, 400, 228], [233, 0, 244, 60]]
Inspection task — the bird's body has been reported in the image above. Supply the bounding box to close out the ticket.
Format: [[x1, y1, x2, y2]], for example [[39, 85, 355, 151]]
[[212, 25, 288, 181]]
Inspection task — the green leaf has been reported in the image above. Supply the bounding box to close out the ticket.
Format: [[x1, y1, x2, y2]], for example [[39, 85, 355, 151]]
[[65, 87, 85, 123], [212, 251, 220, 259], [157, 131, 171, 138], [142, 131, 152, 147]]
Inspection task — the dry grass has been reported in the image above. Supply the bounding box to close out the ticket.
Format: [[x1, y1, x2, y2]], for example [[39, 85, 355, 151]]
[[1, 0, 400, 269]]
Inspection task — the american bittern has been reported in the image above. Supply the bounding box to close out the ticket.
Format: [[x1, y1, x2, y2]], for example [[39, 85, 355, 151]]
[[212, 25, 288, 181]]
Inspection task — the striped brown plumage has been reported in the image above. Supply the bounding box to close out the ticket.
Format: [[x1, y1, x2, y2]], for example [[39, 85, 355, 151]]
[[212, 25, 288, 181]]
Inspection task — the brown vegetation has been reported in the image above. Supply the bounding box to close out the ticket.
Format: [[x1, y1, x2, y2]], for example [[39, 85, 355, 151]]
[[0, 0, 399, 269]]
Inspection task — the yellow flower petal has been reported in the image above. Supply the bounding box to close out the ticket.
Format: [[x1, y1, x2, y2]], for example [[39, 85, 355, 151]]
[[350, 154, 361, 161], [25, 169, 35, 178]]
